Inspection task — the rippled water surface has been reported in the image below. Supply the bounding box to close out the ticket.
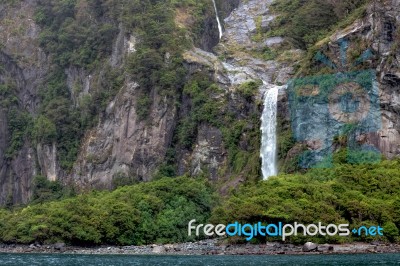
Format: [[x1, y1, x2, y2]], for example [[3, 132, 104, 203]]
[[0, 253, 399, 265]]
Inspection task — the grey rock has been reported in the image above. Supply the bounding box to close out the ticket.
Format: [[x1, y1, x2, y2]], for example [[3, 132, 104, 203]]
[[164, 244, 174, 251], [302, 242, 318, 252], [71, 80, 177, 188], [54, 242, 66, 251], [1, 0, 400, 207], [152, 245, 166, 254], [317, 244, 334, 252], [264, 37, 284, 47], [36, 143, 59, 182]]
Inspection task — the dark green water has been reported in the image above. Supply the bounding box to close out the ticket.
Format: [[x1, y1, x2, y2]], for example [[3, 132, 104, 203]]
[[0, 253, 399, 266]]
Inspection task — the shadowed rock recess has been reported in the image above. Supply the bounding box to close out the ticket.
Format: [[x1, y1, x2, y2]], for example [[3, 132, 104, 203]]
[[0, 0, 399, 207]]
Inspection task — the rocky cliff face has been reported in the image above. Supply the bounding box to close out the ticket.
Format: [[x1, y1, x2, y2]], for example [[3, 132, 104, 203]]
[[0, 0, 400, 205], [67, 0, 290, 189], [72, 80, 177, 188], [70, 1, 245, 189], [282, 0, 400, 166], [177, 0, 293, 186], [369, 0, 400, 158], [0, 0, 246, 201], [0, 0, 47, 205]]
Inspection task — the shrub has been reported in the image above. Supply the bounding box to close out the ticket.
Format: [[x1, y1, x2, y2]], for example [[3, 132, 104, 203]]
[[211, 159, 400, 243], [0, 176, 216, 245]]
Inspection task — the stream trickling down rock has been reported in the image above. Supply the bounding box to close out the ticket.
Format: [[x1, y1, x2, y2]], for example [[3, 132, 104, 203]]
[[213, 0, 286, 180], [212, 0, 223, 39], [260, 85, 279, 179], [201, 0, 289, 180]]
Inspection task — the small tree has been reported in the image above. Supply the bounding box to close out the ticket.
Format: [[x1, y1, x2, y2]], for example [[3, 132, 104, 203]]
[[32, 115, 57, 145]]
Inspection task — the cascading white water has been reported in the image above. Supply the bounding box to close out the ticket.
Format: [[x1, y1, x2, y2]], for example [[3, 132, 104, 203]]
[[212, 0, 223, 39], [260, 85, 279, 180]]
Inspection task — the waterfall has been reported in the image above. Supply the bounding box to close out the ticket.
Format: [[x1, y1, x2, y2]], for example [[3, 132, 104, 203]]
[[260, 85, 280, 180], [212, 0, 223, 39]]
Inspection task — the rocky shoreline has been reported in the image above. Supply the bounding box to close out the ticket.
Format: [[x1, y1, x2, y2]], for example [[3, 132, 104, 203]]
[[0, 240, 399, 256]]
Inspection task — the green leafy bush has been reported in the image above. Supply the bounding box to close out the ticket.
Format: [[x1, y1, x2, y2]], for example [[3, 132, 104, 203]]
[[31, 175, 69, 204], [211, 159, 400, 243], [0, 176, 216, 245], [237, 80, 262, 100], [270, 0, 369, 49], [6, 109, 32, 158], [32, 116, 57, 145]]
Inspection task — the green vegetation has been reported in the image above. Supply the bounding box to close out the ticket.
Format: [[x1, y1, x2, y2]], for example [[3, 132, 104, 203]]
[[176, 73, 222, 149], [29, 0, 217, 170], [274, 102, 298, 174], [0, 177, 215, 245], [32, 115, 57, 145], [1, 0, 397, 248], [6, 108, 32, 158], [173, 72, 262, 181], [0, 82, 33, 159], [267, 0, 374, 77], [221, 114, 261, 180], [35, 0, 117, 69], [237, 80, 263, 100], [212, 158, 400, 244], [0, 159, 399, 245], [269, 0, 369, 49], [32, 0, 127, 170], [31, 175, 74, 205]]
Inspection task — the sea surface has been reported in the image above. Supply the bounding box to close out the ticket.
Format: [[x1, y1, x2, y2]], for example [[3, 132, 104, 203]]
[[0, 253, 399, 265]]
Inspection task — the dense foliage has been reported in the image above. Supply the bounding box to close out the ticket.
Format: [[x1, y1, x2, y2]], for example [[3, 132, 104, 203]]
[[212, 159, 400, 244], [270, 0, 370, 49], [1, 159, 399, 245], [30, 0, 214, 170], [173, 72, 262, 181], [0, 177, 215, 245], [1, 0, 398, 248]]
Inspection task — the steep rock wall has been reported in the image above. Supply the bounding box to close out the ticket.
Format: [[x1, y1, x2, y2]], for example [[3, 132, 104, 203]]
[[1, 0, 400, 205], [282, 0, 400, 165], [0, 0, 47, 205]]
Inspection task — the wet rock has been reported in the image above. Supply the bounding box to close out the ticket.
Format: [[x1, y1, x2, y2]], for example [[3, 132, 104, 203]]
[[152, 245, 166, 254], [318, 244, 334, 252], [302, 242, 318, 252], [264, 37, 284, 47], [164, 244, 174, 251], [54, 242, 66, 251], [223, 0, 273, 46], [36, 143, 59, 182], [72, 79, 177, 188]]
